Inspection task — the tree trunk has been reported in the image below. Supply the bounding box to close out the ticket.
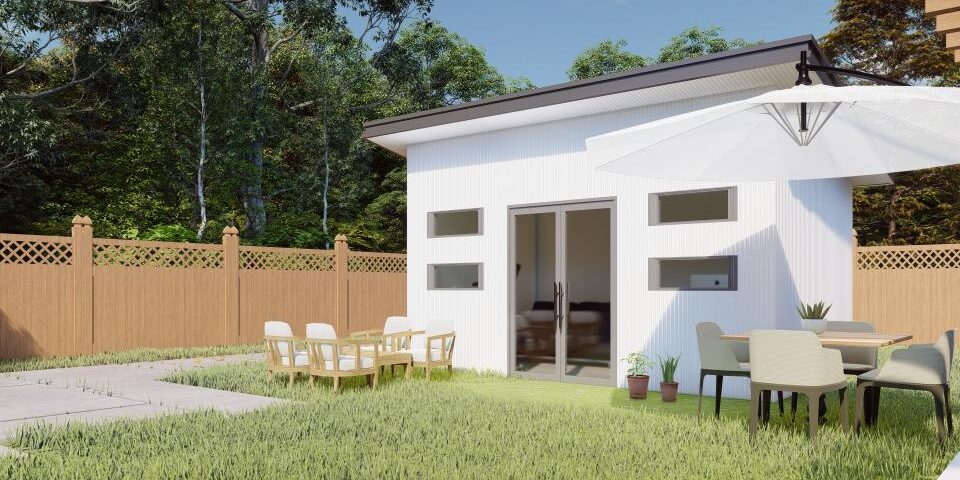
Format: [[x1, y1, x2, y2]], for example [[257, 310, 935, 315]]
[[321, 107, 331, 248], [196, 23, 209, 242], [887, 184, 899, 242], [241, 0, 270, 238]]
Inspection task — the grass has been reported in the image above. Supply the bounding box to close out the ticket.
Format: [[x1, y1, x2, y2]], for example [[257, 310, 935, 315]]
[[0, 348, 957, 478], [0, 344, 263, 374]]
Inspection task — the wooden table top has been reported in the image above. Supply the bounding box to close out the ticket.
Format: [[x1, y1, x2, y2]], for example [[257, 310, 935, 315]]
[[720, 331, 913, 348]]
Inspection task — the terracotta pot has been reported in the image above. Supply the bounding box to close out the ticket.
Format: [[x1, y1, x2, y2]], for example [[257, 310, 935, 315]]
[[660, 382, 679, 402], [626, 375, 650, 399]]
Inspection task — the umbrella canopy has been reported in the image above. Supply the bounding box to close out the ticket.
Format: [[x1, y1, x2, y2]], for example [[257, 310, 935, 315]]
[[587, 85, 960, 181]]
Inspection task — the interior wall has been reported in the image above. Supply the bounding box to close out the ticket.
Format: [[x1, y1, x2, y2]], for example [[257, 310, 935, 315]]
[[565, 209, 611, 303]]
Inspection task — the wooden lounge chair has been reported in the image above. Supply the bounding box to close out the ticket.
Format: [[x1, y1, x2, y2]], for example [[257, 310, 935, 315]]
[[264, 320, 308, 387], [304, 322, 379, 392], [749, 330, 848, 441], [405, 323, 456, 381], [855, 330, 955, 442]]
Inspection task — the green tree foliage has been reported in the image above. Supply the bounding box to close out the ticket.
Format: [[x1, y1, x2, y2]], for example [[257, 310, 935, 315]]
[[567, 39, 649, 80], [822, 0, 960, 245], [0, 3, 527, 252], [657, 26, 752, 63]]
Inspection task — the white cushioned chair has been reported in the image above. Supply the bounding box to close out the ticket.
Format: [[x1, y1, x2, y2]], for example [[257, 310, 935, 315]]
[[264, 320, 308, 387], [403, 320, 455, 381], [696, 322, 751, 419], [305, 322, 378, 392]]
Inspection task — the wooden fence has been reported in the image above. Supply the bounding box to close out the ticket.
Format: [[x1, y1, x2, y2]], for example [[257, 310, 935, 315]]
[[854, 237, 960, 343], [0, 216, 406, 359]]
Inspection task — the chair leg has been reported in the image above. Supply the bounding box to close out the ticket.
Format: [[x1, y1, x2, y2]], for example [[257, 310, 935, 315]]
[[777, 390, 784, 417], [855, 382, 867, 434], [933, 387, 948, 443], [715, 375, 724, 419], [762, 390, 771, 425], [447, 365, 453, 374], [791, 392, 798, 419], [749, 386, 760, 443], [697, 370, 706, 418], [808, 392, 820, 441], [372, 371, 379, 390], [838, 387, 849, 433], [288, 372, 295, 388], [333, 376, 340, 393], [946, 384, 954, 437], [405, 362, 412, 380], [309, 374, 315, 387], [425, 365, 432, 382], [870, 386, 882, 426]]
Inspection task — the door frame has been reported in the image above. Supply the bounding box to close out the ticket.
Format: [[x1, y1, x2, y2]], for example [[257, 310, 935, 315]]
[[507, 198, 617, 386]]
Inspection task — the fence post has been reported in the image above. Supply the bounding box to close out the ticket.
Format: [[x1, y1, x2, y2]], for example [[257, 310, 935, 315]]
[[223, 227, 240, 344], [72, 216, 94, 354], [335, 235, 349, 335]]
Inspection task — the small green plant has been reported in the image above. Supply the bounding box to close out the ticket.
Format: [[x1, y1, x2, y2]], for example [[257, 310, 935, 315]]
[[796, 301, 832, 319], [622, 351, 653, 377], [659, 355, 680, 384]]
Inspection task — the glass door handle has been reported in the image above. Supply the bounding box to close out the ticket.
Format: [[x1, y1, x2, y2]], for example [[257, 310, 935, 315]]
[[557, 282, 564, 332]]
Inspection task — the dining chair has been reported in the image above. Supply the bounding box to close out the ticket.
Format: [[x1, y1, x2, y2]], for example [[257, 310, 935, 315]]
[[305, 322, 379, 392], [826, 321, 879, 374], [264, 320, 308, 387], [749, 330, 848, 441], [696, 322, 751, 418], [855, 330, 955, 442]]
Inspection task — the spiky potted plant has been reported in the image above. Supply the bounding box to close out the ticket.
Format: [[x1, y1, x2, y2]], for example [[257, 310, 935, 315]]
[[623, 351, 654, 399], [797, 301, 832, 334], [659, 355, 680, 402]]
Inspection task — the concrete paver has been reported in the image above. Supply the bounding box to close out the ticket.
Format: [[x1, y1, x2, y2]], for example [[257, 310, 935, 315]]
[[0, 353, 278, 450]]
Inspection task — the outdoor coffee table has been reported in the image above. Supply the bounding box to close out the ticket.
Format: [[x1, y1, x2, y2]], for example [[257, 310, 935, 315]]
[[348, 333, 414, 379], [720, 330, 913, 422]]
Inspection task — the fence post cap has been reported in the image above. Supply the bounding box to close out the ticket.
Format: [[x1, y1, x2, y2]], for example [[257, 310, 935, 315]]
[[334, 234, 348, 242], [222, 226, 239, 236], [72, 215, 92, 226]]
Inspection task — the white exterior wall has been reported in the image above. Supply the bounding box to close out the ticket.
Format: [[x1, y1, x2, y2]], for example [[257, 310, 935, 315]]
[[406, 87, 853, 398]]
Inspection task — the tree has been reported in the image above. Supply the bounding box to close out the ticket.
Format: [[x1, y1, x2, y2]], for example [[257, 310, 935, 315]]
[[218, 0, 432, 238], [392, 21, 534, 110], [657, 26, 752, 63], [822, 0, 960, 245], [567, 39, 648, 80]]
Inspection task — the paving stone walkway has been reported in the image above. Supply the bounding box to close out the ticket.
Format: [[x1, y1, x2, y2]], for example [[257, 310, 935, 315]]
[[0, 354, 279, 446]]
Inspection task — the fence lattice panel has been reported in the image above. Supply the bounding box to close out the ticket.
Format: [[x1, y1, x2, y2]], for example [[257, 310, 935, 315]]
[[239, 249, 335, 271], [857, 247, 960, 270], [94, 243, 223, 268], [348, 254, 406, 273], [0, 238, 73, 265]]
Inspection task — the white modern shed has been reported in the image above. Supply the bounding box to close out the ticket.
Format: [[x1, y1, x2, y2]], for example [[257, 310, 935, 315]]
[[363, 36, 886, 397]]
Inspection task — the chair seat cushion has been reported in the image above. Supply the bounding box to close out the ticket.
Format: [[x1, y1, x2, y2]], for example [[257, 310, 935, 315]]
[[408, 348, 446, 363], [324, 356, 374, 371], [280, 353, 309, 367]]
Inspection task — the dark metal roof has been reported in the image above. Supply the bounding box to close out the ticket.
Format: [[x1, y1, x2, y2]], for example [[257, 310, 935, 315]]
[[362, 35, 834, 139]]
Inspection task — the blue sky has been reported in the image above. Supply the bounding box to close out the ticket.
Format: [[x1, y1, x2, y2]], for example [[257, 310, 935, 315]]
[[351, 0, 838, 86]]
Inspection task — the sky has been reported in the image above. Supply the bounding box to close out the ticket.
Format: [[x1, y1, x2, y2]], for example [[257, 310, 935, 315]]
[[350, 0, 838, 87]]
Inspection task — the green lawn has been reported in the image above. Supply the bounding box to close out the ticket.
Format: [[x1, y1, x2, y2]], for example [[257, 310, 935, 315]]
[[0, 344, 262, 374], [1, 350, 957, 479]]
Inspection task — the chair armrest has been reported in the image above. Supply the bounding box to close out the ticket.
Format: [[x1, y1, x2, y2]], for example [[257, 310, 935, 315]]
[[426, 332, 456, 361]]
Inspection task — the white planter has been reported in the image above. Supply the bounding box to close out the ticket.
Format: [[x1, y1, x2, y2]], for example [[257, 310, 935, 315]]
[[800, 319, 827, 334]]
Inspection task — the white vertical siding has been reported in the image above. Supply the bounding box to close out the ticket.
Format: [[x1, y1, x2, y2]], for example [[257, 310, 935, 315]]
[[406, 87, 853, 399]]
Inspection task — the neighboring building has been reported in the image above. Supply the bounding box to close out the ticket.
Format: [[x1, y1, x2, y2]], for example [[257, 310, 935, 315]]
[[363, 36, 885, 397]]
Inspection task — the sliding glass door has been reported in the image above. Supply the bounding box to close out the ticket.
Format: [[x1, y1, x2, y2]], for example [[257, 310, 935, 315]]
[[510, 201, 614, 385]]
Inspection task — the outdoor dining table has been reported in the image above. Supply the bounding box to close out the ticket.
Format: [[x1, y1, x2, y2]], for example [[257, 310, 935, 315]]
[[719, 331, 913, 348], [719, 330, 913, 421]]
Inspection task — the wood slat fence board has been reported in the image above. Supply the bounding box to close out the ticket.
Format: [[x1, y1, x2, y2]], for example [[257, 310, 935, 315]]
[[0, 218, 405, 359], [854, 238, 960, 343]]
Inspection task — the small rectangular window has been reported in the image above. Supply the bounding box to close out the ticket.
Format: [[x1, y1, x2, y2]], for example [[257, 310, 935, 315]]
[[429, 209, 482, 237], [650, 187, 736, 225], [429, 263, 482, 290], [649, 256, 737, 291]]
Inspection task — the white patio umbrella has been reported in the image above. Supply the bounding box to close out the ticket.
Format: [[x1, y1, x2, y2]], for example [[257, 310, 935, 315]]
[[587, 84, 960, 181]]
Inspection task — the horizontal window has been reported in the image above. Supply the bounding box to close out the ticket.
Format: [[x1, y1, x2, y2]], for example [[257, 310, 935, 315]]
[[650, 187, 736, 225], [649, 256, 737, 291], [429, 263, 482, 290], [429, 209, 482, 237]]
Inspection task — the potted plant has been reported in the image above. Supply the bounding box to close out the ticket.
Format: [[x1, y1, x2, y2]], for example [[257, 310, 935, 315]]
[[797, 301, 832, 333], [659, 355, 680, 402], [623, 351, 654, 399]]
